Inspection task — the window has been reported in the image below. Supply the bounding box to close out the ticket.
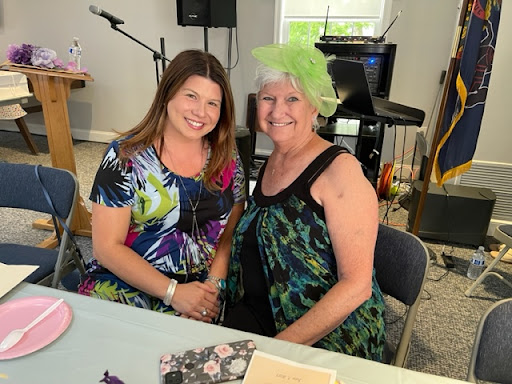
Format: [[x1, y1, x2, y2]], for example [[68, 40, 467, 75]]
[[275, 0, 392, 46]]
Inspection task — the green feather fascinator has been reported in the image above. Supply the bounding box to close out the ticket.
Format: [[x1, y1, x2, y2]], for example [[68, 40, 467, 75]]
[[252, 43, 337, 117]]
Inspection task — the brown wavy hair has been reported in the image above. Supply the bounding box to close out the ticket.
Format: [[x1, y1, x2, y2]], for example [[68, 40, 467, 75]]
[[117, 49, 236, 191]]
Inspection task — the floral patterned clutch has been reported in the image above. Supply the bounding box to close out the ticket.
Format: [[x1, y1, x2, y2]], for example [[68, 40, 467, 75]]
[[160, 340, 256, 384]]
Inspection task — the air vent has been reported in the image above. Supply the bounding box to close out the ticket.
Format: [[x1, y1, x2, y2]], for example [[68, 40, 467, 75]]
[[459, 161, 512, 222]]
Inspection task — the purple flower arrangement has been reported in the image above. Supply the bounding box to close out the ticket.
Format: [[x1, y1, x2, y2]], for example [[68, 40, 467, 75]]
[[6, 43, 34, 65], [6, 43, 87, 72]]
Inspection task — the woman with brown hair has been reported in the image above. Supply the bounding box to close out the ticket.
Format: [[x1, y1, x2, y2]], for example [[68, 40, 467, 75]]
[[78, 50, 245, 323]]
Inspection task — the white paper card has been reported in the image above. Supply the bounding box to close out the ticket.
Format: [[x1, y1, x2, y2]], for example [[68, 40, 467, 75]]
[[242, 350, 338, 384], [0, 263, 38, 299]]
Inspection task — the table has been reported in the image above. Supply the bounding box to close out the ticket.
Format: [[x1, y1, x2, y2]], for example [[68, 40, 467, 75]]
[[0, 94, 32, 108], [1, 65, 94, 248], [0, 283, 469, 384]]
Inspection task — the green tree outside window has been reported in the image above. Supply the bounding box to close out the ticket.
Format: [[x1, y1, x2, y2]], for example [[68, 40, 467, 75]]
[[288, 21, 375, 46]]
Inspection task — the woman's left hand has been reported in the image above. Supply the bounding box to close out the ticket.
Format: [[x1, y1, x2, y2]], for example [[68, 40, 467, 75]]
[[204, 280, 221, 301], [171, 281, 220, 323]]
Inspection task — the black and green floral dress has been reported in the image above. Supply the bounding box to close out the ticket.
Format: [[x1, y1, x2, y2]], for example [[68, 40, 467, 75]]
[[226, 145, 386, 361]]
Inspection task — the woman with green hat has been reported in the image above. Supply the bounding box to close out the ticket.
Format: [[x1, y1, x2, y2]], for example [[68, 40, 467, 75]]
[[224, 44, 386, 361]]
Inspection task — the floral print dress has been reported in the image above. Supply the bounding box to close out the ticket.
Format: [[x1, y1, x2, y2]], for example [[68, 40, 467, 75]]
[[79, 139, 245, 311]]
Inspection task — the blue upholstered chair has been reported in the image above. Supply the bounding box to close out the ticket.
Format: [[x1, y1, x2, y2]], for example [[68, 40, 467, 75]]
[[374, 224, 430, 367], [0, 162, 85, 290], [467, 298, 512, 383]]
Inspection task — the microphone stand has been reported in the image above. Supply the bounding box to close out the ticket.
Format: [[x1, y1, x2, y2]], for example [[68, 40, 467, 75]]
[[227, 28, 232, 79], [203, 27, 209, 52], [109, 23, 171, 85], [160, 37, 167, 74]]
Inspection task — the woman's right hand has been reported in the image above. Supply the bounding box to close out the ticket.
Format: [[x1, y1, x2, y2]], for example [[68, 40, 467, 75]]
[[92, 203, 220, 323], [171, 282, 219, 323]]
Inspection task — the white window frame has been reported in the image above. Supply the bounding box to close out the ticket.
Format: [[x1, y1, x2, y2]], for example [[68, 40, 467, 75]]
[[274, 0, 394, 44]]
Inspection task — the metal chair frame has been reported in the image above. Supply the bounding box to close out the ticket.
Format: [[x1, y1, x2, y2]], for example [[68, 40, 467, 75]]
[[465, 225, 512, 297]]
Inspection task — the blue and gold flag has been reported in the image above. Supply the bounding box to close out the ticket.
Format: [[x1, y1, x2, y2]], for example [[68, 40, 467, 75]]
[[434, 0, 502, 186]]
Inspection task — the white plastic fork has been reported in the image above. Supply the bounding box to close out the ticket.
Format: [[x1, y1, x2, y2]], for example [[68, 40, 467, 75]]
[[0, 298, 64, 353]]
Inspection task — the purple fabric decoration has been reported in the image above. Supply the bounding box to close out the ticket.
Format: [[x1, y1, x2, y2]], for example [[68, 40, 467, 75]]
[[5, 42, 87, 73], [31, 47, 58, 69], [6, 43, 35, 65], [99, 370, 125, 384]]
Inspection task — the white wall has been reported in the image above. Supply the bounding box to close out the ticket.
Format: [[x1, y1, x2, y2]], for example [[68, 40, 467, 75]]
[[0, 0, 510, 170], [0, 0, 274, 142], [385, 0, 511, 168], [472, 0, 510, 164], [384, 0, 459, 165]]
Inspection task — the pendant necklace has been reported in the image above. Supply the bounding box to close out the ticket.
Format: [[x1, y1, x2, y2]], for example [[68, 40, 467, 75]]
[[168, 146, 204, 238], [270, 156, 277, 176], [165, 143, 205, 271], [177, 171, 202, 242]]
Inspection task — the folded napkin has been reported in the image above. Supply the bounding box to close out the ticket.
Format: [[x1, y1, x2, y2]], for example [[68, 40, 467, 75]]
[[0, 263, 38, 299]]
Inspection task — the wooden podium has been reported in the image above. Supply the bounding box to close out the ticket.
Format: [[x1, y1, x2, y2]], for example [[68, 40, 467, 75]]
[[2, 64, 94, 248]]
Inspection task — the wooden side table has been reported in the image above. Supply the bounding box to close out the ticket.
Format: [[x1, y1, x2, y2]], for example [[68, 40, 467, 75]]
[[2, 64, 94, 248]]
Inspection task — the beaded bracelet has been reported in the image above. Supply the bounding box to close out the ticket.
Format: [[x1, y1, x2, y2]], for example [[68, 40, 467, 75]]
[[206, 275, 226, 292], [163, 279, 178, 306]]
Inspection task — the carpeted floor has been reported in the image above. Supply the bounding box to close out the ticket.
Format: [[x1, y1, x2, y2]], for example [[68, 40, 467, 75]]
[[1, 130, 511, 381]]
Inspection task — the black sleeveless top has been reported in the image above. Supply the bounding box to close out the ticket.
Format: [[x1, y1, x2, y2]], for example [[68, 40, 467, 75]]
[[225, 145, 386, 360], [223, 146, 348, 336]]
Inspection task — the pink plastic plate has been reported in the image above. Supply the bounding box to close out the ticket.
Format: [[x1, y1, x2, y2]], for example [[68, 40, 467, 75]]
[[0, 296, 72, 360]]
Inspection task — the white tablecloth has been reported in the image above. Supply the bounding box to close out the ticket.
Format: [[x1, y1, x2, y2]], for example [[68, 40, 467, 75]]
[[0, 283, 468, 384]]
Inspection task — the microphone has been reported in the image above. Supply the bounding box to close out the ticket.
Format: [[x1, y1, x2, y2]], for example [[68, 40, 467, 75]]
[[89, 5, 124, 25]]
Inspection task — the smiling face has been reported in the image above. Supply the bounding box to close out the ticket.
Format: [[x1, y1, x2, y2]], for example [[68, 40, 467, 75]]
[[165, 74, 223, 142], [257, 78, 318, 147]]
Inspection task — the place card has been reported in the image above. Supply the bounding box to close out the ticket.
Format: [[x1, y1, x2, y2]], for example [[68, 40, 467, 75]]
[[242, 350, 338, 384]]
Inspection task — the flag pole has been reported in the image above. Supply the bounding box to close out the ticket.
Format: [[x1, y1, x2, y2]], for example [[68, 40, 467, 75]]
[[411, 0, 470, 236]]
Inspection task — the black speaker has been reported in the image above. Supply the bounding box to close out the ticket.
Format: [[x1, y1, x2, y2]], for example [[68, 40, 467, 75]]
[[176, 0, 236, 28], [407, 180, 496, 246], [235, 127, 251, 200], [246, 93, 259, 156], [356, 122, 384, 187]]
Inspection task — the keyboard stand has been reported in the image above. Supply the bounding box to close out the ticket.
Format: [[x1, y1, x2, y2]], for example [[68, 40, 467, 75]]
[[320, 104, 424, 186]]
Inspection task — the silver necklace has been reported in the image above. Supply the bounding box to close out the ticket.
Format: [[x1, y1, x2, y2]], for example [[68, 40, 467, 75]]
[[176, 171, 202, 241], [176, 173, 202, 273], [166, 146, 204, 233], [163, 143, 205, 271]]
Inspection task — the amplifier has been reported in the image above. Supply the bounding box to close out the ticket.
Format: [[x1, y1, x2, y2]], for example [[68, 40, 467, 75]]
[[315, 42, 396, 98], [407, 180, 496, 246], [319, 35, 384, 43]]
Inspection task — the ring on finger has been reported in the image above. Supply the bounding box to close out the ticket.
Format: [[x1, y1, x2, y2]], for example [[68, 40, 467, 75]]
[[201, 308, 208, 317]]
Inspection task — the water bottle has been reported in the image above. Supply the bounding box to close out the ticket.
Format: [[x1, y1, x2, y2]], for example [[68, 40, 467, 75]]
[[68, 37, 82, 70], [467, 246, 485, 280]]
